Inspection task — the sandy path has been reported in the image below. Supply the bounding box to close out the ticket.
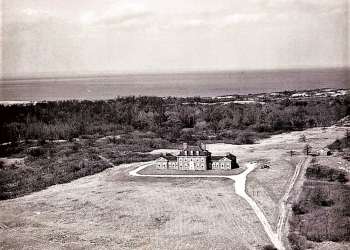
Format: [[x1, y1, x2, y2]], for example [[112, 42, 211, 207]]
[[125, 160, 285, 250], [276, 157, 311, 243]]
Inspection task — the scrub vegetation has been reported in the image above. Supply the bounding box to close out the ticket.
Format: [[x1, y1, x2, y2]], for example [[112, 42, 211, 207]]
[[288, 159, 350, 250], [1, 94, 349, 144], [0, 94, 349, 200]]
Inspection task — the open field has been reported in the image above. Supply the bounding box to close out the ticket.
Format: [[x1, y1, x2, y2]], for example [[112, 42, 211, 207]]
[[0, 125, 349, 250], [153, 126, 349, 236], [207, 128, 347, 220], [153, 126, 350, 248], [0, 162, 270, 250]]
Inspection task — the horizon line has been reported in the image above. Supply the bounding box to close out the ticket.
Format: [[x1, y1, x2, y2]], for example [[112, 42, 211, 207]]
[[1, 66, 349, 81]]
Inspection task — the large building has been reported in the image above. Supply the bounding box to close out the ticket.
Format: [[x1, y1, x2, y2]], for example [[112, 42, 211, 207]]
[[155, 143, 238, 170]]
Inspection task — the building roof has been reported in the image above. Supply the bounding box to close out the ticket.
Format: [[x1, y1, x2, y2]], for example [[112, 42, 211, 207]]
[[211, 156, 223, 161], [163, 153, 177, 161], [211, 153, 236, 161], [178, 145, 210, 156], [156, 156, 168, 161], [156, 153, 177, 161], [225, 153, 236, 161]]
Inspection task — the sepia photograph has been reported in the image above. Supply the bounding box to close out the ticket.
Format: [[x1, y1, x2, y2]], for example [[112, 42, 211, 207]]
[[0, 1, 349, 249]]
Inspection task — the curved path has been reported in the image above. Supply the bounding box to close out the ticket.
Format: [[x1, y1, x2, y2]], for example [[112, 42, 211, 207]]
[[128, 161, 285, 250]]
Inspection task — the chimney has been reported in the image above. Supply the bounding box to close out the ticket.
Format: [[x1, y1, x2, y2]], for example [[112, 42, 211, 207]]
[[183, 143, 188, 150]]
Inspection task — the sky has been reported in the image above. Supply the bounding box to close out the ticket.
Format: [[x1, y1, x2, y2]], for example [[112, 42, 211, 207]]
[[1, 0, 349, 78]]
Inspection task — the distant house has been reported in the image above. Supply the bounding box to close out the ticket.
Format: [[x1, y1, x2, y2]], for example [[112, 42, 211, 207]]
[[155, 143, 238, 170], [317, 148, 332, 156], [291, 92, 309, 98]]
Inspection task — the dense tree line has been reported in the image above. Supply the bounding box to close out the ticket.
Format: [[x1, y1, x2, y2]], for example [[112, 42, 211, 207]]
[[1, 95, 349, 143]]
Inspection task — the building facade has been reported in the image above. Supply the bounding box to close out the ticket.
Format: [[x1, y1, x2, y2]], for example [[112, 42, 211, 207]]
[[155, 143, 237, 170], [211, 155, 237, 170]]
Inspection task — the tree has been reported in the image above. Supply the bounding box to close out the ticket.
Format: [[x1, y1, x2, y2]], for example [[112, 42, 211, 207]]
[[303, 144, 312, 155], [345, 129, 350, 147], [262, 245, 277, 250], [337, 172, 348, 184], [299, 134, 306, 142]]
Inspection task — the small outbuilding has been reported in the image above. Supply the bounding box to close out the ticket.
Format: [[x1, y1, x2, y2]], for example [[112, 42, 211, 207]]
[[318, 148, 332, 156]]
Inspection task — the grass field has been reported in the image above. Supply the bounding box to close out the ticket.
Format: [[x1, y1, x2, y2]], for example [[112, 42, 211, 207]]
[[201, 126, 349, 248], [0, 162, 270, 250], [0, 126, 349, 250]]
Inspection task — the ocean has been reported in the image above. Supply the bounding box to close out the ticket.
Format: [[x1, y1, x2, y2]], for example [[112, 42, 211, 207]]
[[0, 69, 348, 101]]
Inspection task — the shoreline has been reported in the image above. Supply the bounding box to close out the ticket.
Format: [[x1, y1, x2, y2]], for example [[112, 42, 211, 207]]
[[0, 87, 348, 106]]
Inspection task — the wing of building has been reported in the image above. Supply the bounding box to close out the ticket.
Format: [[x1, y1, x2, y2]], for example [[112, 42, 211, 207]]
[[211, 154, 238, 170]]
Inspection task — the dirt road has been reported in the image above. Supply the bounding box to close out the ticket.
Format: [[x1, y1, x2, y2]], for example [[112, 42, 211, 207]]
[[276, 156, 311, 245]]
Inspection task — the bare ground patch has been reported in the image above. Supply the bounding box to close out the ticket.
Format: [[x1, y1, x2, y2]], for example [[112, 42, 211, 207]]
[[0, 161, 270, 250], [203, 126, 349, 244]]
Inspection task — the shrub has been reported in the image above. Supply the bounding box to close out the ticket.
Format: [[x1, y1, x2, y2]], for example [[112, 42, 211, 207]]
[[71, 143, 81, 152], [235, 131, 256, 144], [262, 245, 277, 250], [336, 173, 348, 183], [289, 164, 350, 246], [288, 232, 308, 250], [28, 147, 46, 158], [306, 164, 348, 183], [0, 144, 24, 157], [303, 144, 311, 155], [39, 138, 46, 145], [292, 203, 307, 215], [299, 134, 306, 142], [328, 138, 345, 150], [311, 188, 334, 207]]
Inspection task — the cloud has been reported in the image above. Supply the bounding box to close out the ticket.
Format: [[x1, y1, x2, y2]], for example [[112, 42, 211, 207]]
[[86, 0, 347, 31], [261, 0, 345, 13], [5, 0, 346, 32], [222, 13, 268, 25], [80, 3, 152, 27]]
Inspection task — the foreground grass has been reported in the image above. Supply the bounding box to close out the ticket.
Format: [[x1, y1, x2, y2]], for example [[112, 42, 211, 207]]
[[288, 159, 350, 249], [0, 164, 271, 250]]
